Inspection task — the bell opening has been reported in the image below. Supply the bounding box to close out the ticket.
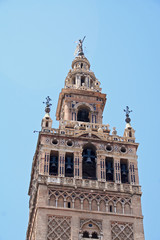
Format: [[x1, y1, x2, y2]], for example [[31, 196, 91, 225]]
[[77, 106, 90, 122], [106, 157, 114, 181], [65, 153, 74, 177], [49, 151, 59, 176], [120, 159, 128, 183], [82, 144, 96, 180]]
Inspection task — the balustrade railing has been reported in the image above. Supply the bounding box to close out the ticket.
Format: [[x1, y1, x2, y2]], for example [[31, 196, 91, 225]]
[[60, 120, 110, 133], [41, 120, 135, 143], [40, 175, 141, 194]]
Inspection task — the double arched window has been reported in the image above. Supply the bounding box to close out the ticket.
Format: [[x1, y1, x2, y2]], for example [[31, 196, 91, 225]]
[[82, 231, 99, 239], [83, 231, 89, 238]]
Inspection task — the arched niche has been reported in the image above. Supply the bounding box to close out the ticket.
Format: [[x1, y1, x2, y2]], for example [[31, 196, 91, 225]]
[[82, 144, 97, 180], [58, 196, 64, 208], [99, 200, 106, 212], [49, 195, 56, 206], [116, 202, 123, 214], [124, 203, 131, 214], [75, 198, 81, 209], [83, 199, 89, 211], [91, 199, 98, 211]]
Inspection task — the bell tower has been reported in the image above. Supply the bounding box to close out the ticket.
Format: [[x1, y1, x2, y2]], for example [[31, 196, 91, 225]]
[[26, 39, 145, 240]]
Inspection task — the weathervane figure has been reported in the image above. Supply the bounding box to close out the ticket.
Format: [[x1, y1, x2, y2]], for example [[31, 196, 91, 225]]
[[43, 96, 52, 113], [124, 106, 132, 123], [74, 36, 86, 56]]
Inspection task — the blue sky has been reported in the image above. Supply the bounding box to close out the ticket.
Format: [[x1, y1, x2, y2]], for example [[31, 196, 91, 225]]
[[0, 0, 160, 239]]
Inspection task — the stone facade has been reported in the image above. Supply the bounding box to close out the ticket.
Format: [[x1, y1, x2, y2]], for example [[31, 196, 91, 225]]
[[26, 49, 145, 240]]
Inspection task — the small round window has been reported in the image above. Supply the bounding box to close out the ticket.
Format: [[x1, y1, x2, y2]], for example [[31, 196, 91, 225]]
[[121, 146, 126, 153], [106, 145, 112, 152], [52, 139, 58, 145], [67, 140, 73, 147]]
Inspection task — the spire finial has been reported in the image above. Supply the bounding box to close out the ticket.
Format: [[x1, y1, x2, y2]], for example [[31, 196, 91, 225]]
[[74, 36, 86, 56], [124, 106, 132, 123], [43, 96, 52, 113]]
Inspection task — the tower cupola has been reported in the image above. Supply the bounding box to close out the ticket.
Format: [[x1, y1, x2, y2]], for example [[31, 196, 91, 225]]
[[64, 38, 101, 92]]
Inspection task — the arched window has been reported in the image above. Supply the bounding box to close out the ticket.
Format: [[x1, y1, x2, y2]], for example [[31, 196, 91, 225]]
[[65, 153, 74, 177], [120, 159, 128, 183], [77, 106, 90, 122], [83, 231, 89, 238], [72, 76, 76, 85], [92, 232, 98, 239], [128, 128, 132, 137], [81, 76, 85, 86], [82, 144, 96, 180], [106, 157, 114, 181], [49, 151, 58, 176]]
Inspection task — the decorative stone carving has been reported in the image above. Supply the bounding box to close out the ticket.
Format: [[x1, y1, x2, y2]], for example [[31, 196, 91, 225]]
[[114, 145, 119, 152], [79, 219, 103, 239], [80, 218, 102, 231], [111, 222, 134, 240], [46, 138, 50, 143], [99, 144, 105, 150], [47, 216, 71, 240], [60, 139, 65, 145], [48, 188, 132, 215], [128, 148, 133, 154]]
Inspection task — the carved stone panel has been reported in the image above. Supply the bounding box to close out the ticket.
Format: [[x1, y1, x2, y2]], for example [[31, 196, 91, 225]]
[[47, 216, 71, 240], [111, 222, 134, 240]]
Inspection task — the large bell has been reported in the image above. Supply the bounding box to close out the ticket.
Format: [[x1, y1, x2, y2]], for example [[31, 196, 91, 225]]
[[121, 165, 127, 175], [86, 157, 92, 164], [66, 157, 72, 172], [107, 168, 112, 174], [85, 149, 93, 164], [51, 162, 56, 168], [66, 164, 72, 171], [51, 156, 57, 168], [106, 162, 112, 174]]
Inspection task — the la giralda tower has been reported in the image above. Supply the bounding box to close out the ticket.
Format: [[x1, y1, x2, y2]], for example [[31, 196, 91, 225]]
[[26, 39, 145, 240]]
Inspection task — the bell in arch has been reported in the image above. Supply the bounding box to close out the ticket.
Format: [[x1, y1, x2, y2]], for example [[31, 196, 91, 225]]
[[51, 156, 57, 168], [86, 156, 92, 164], [106, 162, 112, 174], [121, 164, 127, 175], [85, 149, 94, 164], [66, 157, 72, 172]]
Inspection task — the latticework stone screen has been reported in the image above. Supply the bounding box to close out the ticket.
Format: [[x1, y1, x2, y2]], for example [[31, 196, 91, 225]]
[[47, 216, 71, 240], [111, 222, 134, 240]]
